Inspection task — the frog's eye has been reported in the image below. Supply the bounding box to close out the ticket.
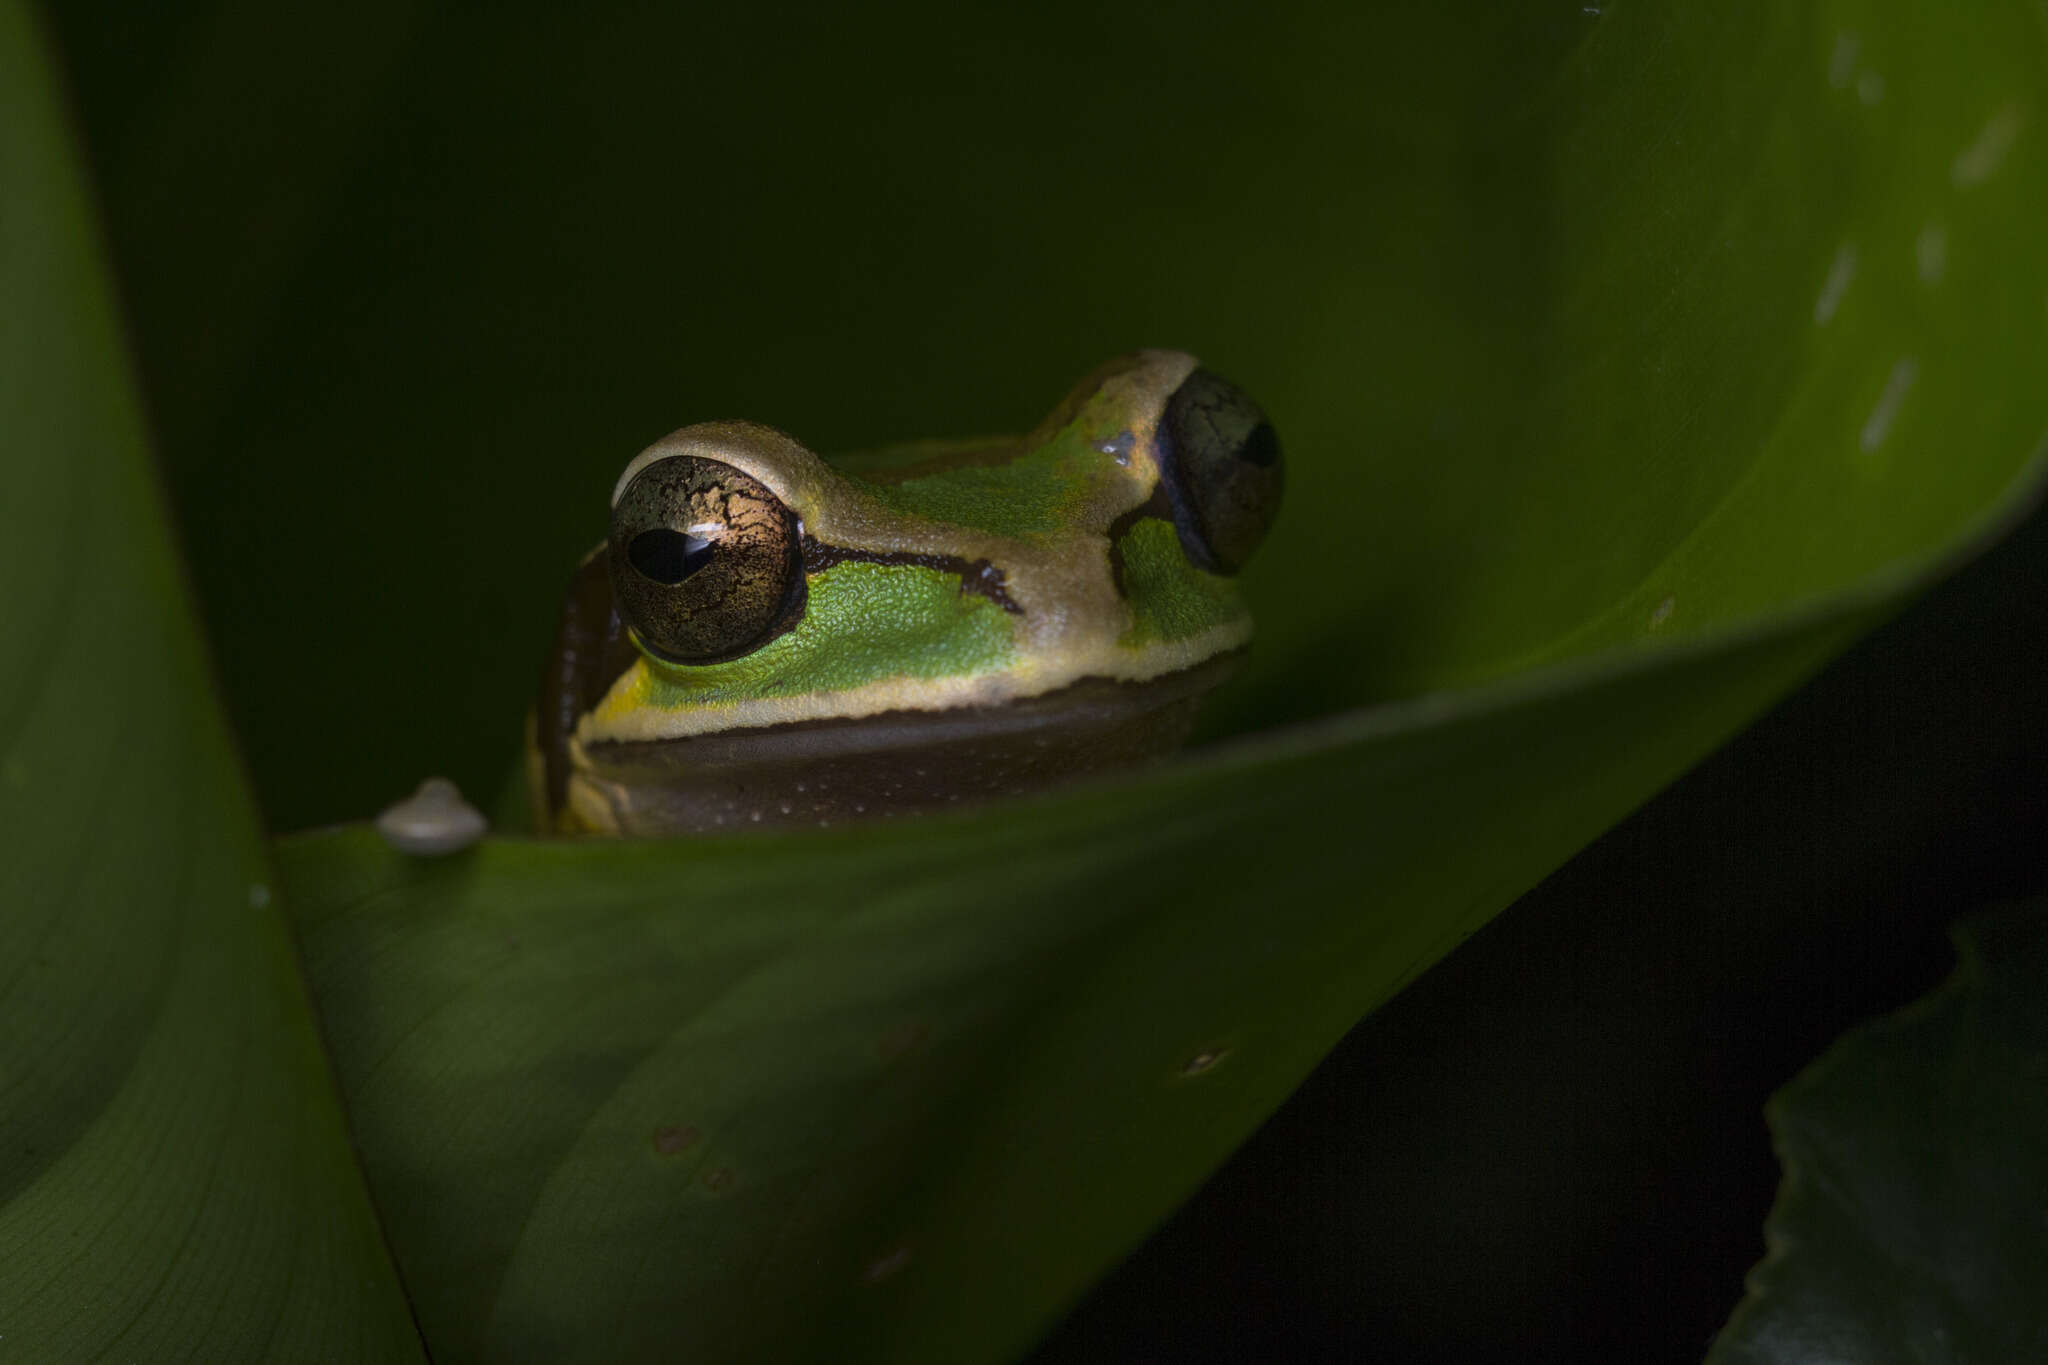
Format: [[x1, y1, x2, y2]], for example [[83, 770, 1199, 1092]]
[[1156, 368, 1283, 575], [607, 455, 805, 665]]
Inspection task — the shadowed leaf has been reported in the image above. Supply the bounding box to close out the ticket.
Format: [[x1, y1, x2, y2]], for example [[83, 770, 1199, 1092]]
[[0, 8, 422, 1361], [1709, 904, 2048, 1364]]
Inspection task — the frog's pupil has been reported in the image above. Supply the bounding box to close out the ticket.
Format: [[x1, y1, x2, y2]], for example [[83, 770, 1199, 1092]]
[[1237, 420, 1280, 468], [628, 528, 713, 585]]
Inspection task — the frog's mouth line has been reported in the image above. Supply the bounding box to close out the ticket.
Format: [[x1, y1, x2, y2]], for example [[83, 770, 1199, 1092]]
[[585, 613, 1252, 748], [565, 652, 1243, 837], [584, 652, 1241, 769]]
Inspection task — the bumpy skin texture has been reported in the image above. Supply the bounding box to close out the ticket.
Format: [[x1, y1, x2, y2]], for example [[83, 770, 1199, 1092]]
[[537, 350, 1279, 835]]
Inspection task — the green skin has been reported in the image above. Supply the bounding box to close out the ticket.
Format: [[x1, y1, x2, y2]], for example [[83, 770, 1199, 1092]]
[[547, 349, 1256, 835]]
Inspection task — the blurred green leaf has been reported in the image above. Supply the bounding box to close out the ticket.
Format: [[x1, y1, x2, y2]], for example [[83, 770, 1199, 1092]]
[[0, 7, 422, 1360], [1709, 904, 2048, 1364]]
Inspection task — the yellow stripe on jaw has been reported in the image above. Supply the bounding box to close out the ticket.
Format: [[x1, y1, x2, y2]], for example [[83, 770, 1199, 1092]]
[[576, 616, 1252, 746]]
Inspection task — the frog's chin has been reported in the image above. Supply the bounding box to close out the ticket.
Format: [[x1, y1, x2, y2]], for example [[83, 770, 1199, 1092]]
[[563, 652, 1241, 837]]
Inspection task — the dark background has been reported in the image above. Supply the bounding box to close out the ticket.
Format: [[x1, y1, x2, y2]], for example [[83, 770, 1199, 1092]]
[[43, 3, 2048, 1359]]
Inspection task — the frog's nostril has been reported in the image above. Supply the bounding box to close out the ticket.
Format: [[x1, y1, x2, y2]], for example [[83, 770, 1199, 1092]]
[[628, 528, 712, 585]]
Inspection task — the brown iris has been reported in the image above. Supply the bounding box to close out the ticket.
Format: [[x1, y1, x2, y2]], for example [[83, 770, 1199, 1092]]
[[607, 456, 806, 664]]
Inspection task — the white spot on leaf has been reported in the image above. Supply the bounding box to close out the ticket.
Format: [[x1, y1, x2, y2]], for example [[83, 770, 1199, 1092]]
[[1860, 357, 1920, 453], [1952, 104, 2025, 187], [376, 777, 487, 856], [1828, 32, 1860, 89], [1814, 242, 1858, 324], [1916, 223, 1948, 285]]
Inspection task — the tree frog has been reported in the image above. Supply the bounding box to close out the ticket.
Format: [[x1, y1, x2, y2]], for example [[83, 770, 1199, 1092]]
[[530, 349, 1281, 837]]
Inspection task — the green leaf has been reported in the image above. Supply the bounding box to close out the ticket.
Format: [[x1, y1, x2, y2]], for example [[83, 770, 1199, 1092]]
[[1709, 905, 2048, 1364], [0, 8, 423, 1361], [271, 621, 1862, 1364], [263, 4, 2048, 1362], [37, 0, 2048, 1360]]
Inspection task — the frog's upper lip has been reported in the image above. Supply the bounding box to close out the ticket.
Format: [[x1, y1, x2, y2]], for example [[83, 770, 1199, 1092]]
[[584, 652, 1243, 768], [570, 654, 1243, 836]]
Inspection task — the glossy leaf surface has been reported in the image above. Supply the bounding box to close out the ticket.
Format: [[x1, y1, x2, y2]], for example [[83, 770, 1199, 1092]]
[[279, 619, 1865, 1362], [26, 0, 2048, 1361], [0, 7, 423, 1360], [1709, 906, 2048, 1364]]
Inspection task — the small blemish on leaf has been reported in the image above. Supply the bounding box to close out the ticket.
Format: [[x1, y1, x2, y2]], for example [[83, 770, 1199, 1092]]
[[652, 1124, 700, 1156], [1916, 223, 1948, 286], [1827, 32, 1859, 89], [1860, 356, 1919, 453], [1813, 241, 1857, 325], [1952, 103, 2024, 188], [877, 1020, 932, 1061], [1649, 597, 1675, 629], [862, 1246, 913, 1285], [247, 882, 271, 910], [703, 1166, 737, 1194], [1180, 1047, 1229, 1078]]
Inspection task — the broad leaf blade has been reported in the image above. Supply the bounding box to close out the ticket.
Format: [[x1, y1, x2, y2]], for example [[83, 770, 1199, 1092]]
[[1708, 905, 2048, 1364], [272, 606, 1900, 1363], [0, 9, 423, 1361], [35, 0, 2048, 1359], [258, 2, 2048, 1362]]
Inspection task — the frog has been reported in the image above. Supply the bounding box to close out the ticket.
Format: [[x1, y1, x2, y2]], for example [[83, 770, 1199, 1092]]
[[528, 349, 1282, 837]]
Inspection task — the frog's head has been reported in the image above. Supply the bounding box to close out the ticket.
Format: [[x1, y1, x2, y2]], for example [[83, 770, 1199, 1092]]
[[535, 350, 1282, 834]]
